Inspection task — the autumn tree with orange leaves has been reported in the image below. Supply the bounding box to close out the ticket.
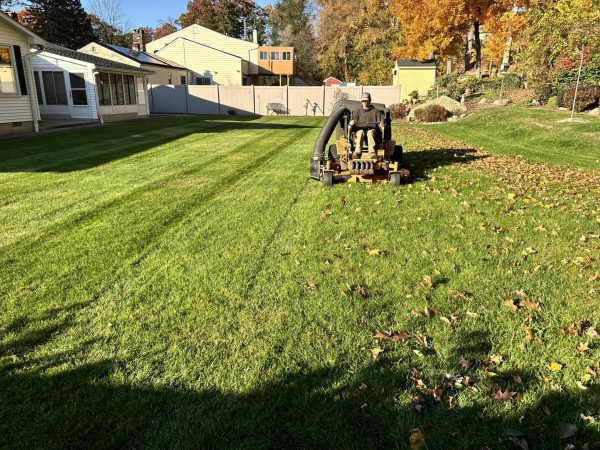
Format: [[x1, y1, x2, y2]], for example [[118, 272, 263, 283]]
[[391, 0, 531, 78]]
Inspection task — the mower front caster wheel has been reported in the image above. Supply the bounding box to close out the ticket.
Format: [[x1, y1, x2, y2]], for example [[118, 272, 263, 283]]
[[322, 170, 334, 186], [389, 171, 402, 186]]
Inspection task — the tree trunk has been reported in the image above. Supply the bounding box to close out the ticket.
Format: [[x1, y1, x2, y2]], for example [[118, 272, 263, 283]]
[[474, 20, 481, 79], [464, 23, 475, 72], [501, 34, 513, 72], [447, 57, 452, 75]]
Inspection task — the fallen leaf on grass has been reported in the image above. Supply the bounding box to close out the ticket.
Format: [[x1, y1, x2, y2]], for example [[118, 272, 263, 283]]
[[489, 354, 503, 365], [371, 329, 411, 342], [503, 298, 519, 311], [320, 209, 333, 219], [340, 196, 347, 205], [422, 274, 433, 288], [488, 388, 516, 403], [409, 428, 425, 450], [367, 248, 385, 256], [543, 404, 551, 416], [304, 280, 316, 290], [521, 300, 541, 311], [445, 247, 457, 254], [371, 345, 384, 360], [451, 289, 473, 301], [548, 361, 563, 372], [580, 413, 596, 423], [576, 342, 590, 354], [521, 247, 537, 256]]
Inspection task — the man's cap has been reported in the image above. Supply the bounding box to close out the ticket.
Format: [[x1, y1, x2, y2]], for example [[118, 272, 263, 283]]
[[361, 92, 371, 101]]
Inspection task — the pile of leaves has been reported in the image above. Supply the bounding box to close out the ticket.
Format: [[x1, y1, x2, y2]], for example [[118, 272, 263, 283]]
[[414, 105, 448, 123]]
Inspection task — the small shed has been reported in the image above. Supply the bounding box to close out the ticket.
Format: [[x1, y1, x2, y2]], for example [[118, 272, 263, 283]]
[[323, 76, 342, 86], [392, 59, 436, 100]]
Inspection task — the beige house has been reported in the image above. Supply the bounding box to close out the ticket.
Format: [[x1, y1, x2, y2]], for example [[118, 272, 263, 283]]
[[79, 30, 191, 85], [392, 59, 437, 100], [146, 24, 300, 86], [0, 12, 45, 136]]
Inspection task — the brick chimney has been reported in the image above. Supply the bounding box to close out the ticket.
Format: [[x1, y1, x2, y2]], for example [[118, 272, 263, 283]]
[[252, 29, 258, 44], [132, 28, 146, 52]]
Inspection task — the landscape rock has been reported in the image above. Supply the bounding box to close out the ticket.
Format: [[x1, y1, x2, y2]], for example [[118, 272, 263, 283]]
[[530, 99, 540, 106], [407, 95, 466, 121], [493, 98, 511, 106], [479, 98, 488, 104], [558, 107, 568, 111], [588, 107, 599, 116]]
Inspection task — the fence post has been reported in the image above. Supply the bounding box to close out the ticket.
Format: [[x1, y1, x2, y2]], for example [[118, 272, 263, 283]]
[[184, 84, 189, 114], [286, 84, 289, 116], [149, 84, 155, 114], [216, 85, 221, 115]]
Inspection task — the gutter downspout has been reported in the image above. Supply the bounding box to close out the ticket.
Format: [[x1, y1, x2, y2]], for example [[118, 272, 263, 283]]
[[91, 70, 104, 124], [22, 45, 43, 133]]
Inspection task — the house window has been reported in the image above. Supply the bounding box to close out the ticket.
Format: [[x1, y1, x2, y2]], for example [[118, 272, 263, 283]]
[[69, 73, 88, 105], [34, 71, 44, 104], [195, 77, 210, 85], [0, 45, 18, 94], [124, 75, 136, 105], [115, 74, 125, 105], [109, 73, 118, 105], [41, 71, 68, 105], [98, 73, 111, 106], [270, 51, 279, 61], [180, 76, 186, 85], [282, 51, 291, 61], [259, 51, 268, 60]]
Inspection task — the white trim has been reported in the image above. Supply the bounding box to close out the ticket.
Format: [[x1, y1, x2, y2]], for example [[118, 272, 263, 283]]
[[0, 43, 19, 95]]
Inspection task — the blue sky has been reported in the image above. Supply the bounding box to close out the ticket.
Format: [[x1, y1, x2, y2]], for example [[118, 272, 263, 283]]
[[94, 0, 272, 29]]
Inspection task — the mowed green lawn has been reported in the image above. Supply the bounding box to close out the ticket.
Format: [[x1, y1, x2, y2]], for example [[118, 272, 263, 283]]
[[425, 106, 600, 169], [0, 113, 599, 449]]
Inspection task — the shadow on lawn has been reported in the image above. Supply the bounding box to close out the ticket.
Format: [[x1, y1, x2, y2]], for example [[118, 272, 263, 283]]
[[0, 117, 320, 173], [403, 148, 486, 181], [2, 307, 598, 449]]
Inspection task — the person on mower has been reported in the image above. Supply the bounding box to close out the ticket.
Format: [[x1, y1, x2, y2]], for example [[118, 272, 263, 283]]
[[348, 92, 385, 159]]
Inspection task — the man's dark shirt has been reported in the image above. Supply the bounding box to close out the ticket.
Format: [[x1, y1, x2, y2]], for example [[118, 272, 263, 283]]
[[352, 105, 384, 129]]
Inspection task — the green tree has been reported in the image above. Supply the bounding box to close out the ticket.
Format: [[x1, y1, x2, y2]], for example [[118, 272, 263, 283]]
[[25, 0, 97, 49], [522, 0, 600, 82], [316, 0, 400, 84], [270, 0, 317, 78], [179, 0, 268, 41]]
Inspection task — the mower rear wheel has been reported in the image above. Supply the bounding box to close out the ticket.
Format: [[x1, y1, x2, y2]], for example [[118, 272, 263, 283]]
[[392, 145, 403, 163], [322, 170, 334, 186]]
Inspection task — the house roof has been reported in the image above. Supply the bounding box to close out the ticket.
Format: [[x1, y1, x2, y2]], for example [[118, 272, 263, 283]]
[[0, 11, 45, 45], [101, 43, 189, 70], [395, 59, 436, 68], [150, 23, 258, 51], [324, 76, 342, 82], [159, 37, 242, 60], [43, 44, 153, 74]]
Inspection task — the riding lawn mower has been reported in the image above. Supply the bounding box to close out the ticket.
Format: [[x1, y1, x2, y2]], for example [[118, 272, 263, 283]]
[[310, 100, 411, 186]]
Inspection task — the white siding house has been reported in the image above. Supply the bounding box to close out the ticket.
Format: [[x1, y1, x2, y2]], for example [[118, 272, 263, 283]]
[[0, 12, 45, 136], [78, 40, 191, 86], [32, 45, 152, 122]]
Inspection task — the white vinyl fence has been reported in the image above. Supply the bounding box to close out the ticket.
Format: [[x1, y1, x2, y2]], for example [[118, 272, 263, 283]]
[[148, 85, 402, 116]]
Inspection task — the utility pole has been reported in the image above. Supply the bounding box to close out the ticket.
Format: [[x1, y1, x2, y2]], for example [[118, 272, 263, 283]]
[[570, 50, 585, 121]]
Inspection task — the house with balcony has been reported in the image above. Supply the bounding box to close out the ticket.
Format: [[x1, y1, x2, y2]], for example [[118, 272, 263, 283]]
[[145, 24, 302, 86]]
